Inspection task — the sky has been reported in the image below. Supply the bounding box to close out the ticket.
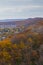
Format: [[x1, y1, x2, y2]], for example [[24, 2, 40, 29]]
[[0, 0, 43, 19]]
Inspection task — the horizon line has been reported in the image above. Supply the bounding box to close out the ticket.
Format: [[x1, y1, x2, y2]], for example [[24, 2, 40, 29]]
[[0, 17, 43, 20]]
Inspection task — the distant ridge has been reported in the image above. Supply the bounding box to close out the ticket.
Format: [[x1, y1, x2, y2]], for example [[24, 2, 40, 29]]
[[0, 17, 43, 22], [0, 19, 25, 22], [0, 17, 43, 26]]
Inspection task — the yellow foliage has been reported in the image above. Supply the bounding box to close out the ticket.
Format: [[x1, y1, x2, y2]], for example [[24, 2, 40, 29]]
[[13, 44, 17, 48], [19, 41, 25, 49], [0, 38, 11, 47], [2, 51, 11, 60], [28, 38, 32, 43]]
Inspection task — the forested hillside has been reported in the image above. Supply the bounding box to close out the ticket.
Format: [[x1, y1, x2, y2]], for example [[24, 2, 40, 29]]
[[0, 18, 43, 65]]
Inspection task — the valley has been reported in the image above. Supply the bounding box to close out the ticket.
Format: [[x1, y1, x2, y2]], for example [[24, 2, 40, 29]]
[[0, 18, 43, 65]]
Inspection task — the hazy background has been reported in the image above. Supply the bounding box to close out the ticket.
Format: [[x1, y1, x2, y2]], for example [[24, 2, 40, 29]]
[[0, 0, 43, 19]]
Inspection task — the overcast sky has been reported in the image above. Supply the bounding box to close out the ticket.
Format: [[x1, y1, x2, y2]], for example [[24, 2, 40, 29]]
[[0, 0, 43, 19]]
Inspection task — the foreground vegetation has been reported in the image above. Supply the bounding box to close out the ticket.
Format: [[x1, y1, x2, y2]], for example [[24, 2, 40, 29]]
[[0, 18, 43, 65], [0, 30, 43, 65]]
